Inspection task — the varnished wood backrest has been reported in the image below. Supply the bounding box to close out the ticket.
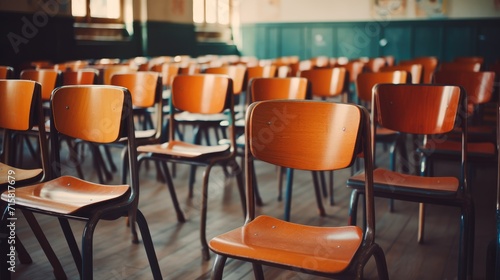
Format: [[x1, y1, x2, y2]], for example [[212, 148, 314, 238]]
[[374, 84, 463, 135], [0, 80, 40, 132], [343, 61, 365, 83], [62, 69, 99, 85], [249, 77, 309, 102], [0, 79, 48, 180], [245, 100, 374, 233], [151, 63, 180, 88], [0, 66, 14, 79], [454, 56, 484, 65], [51, 85, 131, 144], [400, 57, 438, 84], [110, 71, 162, 108], [380, 64, 422, 84], [102, 65, 136, 85], [171, 74, 232, 114], [20, 69, 62, 101], [245, 65, 277, 88], [356, 71, 408, 103], [299, 67, 347, 98], [364, 57, 387, 72], [205, 65, 247, 95], [434, 71, 495, 105], [439, 61, 481, 72]]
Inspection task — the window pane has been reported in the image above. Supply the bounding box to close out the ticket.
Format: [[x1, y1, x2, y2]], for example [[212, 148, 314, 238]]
[[205, 0, 217, 24], [90, 0, 120, 19], [72, 0, 87, 17], [193, 0, 205, 23], [218, 0, 229, 24]]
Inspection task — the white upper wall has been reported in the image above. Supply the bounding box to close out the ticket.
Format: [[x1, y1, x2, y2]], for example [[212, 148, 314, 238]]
[[240, 0, 500, 23]]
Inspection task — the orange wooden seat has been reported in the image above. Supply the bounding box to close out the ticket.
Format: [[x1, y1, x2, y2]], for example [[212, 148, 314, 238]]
[[347, 84, 473, 279], [400, 56, 438, 84], [1, 85, 162, 279], [209, 100, 388, 279]]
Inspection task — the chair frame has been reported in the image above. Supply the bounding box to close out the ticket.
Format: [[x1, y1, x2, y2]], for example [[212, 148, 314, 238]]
[[0, 85, 162, 280], [347, 83, 474, 280], [210, 99, 389, 279]]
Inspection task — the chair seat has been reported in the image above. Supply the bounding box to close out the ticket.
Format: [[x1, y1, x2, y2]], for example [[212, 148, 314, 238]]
[[135, 129, 156, 139], [0, 175, 129, 214], [376, 126, 399, 137], [138, 140, 231, 158], [209, 215, 363, 274], [175, 111, 229, 123], [348, 168, 459, 196], [0, 163, 42, 187]]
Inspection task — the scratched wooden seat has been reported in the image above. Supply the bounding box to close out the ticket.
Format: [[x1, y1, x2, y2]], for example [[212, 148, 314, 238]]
[[209, 99, 389, 280], [0, 85, 162, 280]]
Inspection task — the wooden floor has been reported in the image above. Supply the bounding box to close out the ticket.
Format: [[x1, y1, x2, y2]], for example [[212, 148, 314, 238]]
[[7, 127, 498, 280]]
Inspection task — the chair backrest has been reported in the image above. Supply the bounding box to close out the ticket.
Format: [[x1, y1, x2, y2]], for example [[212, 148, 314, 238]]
[[248, 77, 309, 102], [169, 74, 235, 144], [245, 65, 277, 86], [20, 69, 62, 101], [356, 71, 408, 104], [439, 61, 481, 72], [380, 63, 422, 84], [0, 66, 14, 79], [62, 68, 99, 85], [400, 56, 438, 84], [343, 61, 365, 83], [0, 79, 48, 180], [151, 63, 180, 89], [101, 65, 136, 85], [110, 71, 162, 108], [50, 85, 137, 201], [364, 57, 387, 72], [299, 67, 347, 98], [205, 65, 247, 95], [245, 99, 374, 236], [454, 56, 484, 65]]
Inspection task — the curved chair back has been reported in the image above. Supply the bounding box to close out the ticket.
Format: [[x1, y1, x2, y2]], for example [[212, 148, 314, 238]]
[[0, 66, 14, 79], [20, 69, 62, 101], [62, 68, 99, 85], [249, 77, 309, 102], [364, 57, 387, 72], [356, 71, 408, 104], [299, 67, 347, 99], [400, 56, 438, 84], [151, 63, 180, 89], [110, 71, 162, 108], [381, 63, 422, 84], [205, 65, 247, 95], [439, 61, 481, 72], [101, 64, 136, 85]]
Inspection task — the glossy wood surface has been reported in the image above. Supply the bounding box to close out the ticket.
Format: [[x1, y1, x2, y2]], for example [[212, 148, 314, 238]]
[[299, 67, 347, 98], [439, 61, 482, 72], [400, 56, 438, 84], [110, 71, 160, 108], [0, 66, 14, 79], [1, 175, 129, 214], [250, 77, 308, 102], [0, 163, 42, 187], [434, 71, 495, 105], [171, 74, 230, 114], [0, 79, 38, 131], [356, 71, 408, 103], [381, 64, 422, 84], [205, 65, 247, 95], [20, 69, 60, 101], [248, 100, 361, 171], [151, 63, 179, 88], [62, 69, 98, 85], [209, 215, 363, 273], [51, 85, 126, 143], [374, 84, 461, 134]]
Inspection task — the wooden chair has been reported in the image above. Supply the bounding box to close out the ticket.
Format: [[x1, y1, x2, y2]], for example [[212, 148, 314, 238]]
[[439, 61, 482, 72], [347, 84, 473, 279], [0, 79, 66, 280], [209, 99, 389, 280], [244, 77, 317, 219], [364, 57, 387, 72], [400, 56, 438, 84], [380, 63, 423, 84], [341, 60, 365, 103], [100, 64, 136, 85], [136, 74, 246, 261], [20, 69, 62, 103], [62, 68, 99, 85], [0, 66, 14, 79], [0, 85, 162, 280]]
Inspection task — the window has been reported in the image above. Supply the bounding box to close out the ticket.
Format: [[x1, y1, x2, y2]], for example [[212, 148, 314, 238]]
[[71, 0, 133, 41], [193, 0, 233, 43]]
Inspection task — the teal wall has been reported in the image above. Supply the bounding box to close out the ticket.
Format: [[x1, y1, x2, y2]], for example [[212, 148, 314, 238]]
[[240, 18, 500, 66]]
